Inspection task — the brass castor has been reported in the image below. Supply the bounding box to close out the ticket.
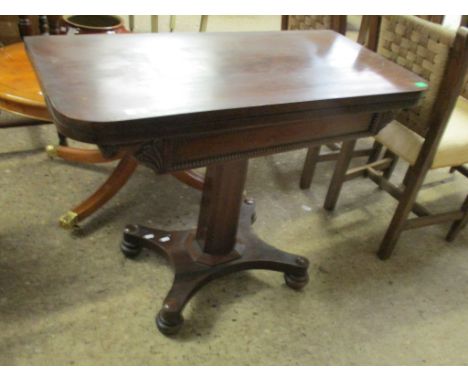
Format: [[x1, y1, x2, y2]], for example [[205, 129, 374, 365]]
[[59, 211, 79, 229], [45, 145, 59, 159]]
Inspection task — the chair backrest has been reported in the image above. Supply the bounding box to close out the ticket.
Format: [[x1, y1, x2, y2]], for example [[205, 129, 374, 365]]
[[358, 16, 445, 48], [0, 16, 66, 46], [17, 16, 42, 37], [281, 16, 347, 35], [416, 15, 444, 24], [364, 16, 462, 139], [365, 16, 468, 172], [0, 16, 25, 44], [19, 16, 65, 37]]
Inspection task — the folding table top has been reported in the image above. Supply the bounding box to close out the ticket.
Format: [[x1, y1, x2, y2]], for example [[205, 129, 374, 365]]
[[25, 31, 425, 144]]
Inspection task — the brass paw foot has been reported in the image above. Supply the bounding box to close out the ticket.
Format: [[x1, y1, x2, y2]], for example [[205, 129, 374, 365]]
[[45, 145, 59, 159], [59, 211, 79, 229]]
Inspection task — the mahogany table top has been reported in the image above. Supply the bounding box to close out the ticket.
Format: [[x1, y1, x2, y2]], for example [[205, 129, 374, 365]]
[[25, 31, 425, 144]]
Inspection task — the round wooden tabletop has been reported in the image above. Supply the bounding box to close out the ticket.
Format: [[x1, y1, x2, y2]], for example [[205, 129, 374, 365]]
[[0, 42, 50, 121]]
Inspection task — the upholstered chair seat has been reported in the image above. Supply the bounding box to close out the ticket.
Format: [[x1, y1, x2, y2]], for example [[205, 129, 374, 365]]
[[376, 96, 468, 169]]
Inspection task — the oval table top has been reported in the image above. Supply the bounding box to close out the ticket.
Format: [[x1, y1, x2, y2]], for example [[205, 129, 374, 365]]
[[0, 42, 50, 121]]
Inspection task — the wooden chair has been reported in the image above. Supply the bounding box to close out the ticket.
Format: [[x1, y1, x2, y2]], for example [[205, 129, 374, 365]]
[[358, 15, 444, 46], [281, 15, 347, 35], [300, 15, 448, 190], [319, 15, 468, 259], [0, 15, 204, 229], [131, 16, 207, 33]]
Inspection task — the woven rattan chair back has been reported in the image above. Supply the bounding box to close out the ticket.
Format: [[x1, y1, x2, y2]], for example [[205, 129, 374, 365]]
[[372, 16, 456, 137], [281, 15, 347, 35]]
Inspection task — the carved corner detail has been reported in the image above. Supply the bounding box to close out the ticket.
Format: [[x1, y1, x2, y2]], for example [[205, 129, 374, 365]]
[[134, 139, 168, 173]]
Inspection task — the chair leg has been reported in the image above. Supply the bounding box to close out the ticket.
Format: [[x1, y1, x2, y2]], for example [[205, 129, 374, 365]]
[[46, 145, 124, 163], [300, 146, 321, 190], [367, 141, 384, 164], [324, 140, 357, 211], [401, 165, 413, 188], [362, 140, 384, 179], [170, 15, 176, 32], [325, 143, 340, 151], [382, 149, 398, 180], [199, 15, 208, 32], [377, 165, 428, 260], [446, 195, 468, 242], [59, 154, 138, 228]]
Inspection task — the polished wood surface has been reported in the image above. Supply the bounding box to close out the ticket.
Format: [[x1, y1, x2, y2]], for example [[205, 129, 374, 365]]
[[0, 40, 203, 229], [28, 30, 426, 335], [26, 31, 424, 145], [121, 199, 309, 334], [0, 42, 49, 120], [64, 153, 139, 228], [49, 146, 124, 163]]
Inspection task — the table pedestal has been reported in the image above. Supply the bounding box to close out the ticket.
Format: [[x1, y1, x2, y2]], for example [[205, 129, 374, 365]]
[[120, 159, 309, 335]]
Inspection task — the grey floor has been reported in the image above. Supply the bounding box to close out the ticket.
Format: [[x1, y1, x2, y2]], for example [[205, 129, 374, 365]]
[[0, 123, 467, 365]]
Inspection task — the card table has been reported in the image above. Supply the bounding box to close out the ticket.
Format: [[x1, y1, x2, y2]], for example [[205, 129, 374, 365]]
[[26, 31, 425, 335]]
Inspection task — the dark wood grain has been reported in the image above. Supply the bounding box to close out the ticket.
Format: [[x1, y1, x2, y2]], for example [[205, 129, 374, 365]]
[[0, 21, 204, 229], [25, 31, 425, 145], [26, 29, 427, 335]]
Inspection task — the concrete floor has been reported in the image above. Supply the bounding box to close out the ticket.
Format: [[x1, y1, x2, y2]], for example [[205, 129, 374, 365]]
[[0, 123, 467, 365]]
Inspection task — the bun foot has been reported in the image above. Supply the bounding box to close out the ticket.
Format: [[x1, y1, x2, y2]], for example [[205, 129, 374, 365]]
[[120, 238, 142, 259], [156, 310, 184, 335], [119, 200, 310, 336], [121, 225, 144, 259], [284, 272, 309, 290]]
